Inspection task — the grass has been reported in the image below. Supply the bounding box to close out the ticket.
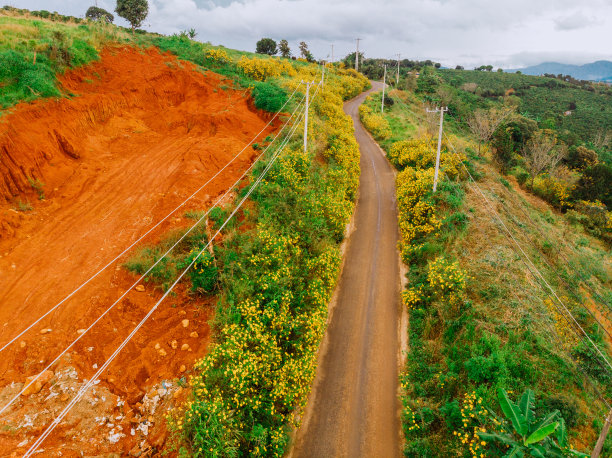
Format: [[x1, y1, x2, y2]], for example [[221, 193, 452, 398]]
[[362, 87, 612, 456]]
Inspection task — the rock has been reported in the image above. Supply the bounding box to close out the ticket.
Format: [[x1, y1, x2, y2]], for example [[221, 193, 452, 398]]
[[60, 394, 69, 402], [180, 344, 189, 351], [158, 349, 167, 357], [179, 365, 186, 373], [181, 319, 189, 328], [135, 285, 145, 292], [170, 340, 178, 350], [23, 370, 54, 395], [154, 343, 161, 350], [178, 310, 187, 316], [76, 329, 85, 334], [189, 331, 198, 338], [40, 328, 52, 334], [19, 341, 26, 348]]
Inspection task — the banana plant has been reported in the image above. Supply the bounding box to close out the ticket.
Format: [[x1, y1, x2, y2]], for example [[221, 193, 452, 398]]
[[477, 388, 588, 457]]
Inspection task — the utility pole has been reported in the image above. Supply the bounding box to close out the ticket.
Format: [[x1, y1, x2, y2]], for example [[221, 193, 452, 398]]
[[592, 407, 612, 458], [355, 38, 361, 72], [396, 53, 401, 86], [331, 44, 334, 64], [303, 81, 313, 152], [381, 65, 387, 113], [426, 106, 448, 192]]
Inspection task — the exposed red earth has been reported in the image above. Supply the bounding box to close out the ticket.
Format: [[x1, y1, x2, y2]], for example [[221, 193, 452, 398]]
[[0, 46, 277, 455]]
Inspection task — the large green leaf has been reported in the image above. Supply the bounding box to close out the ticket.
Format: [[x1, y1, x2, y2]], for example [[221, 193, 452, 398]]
[[532, 409, 559, 434], [504, 446, 525, 458], [555, 418, 567, 447], [525, 421, 558, 445], [498, 388, 528, 437], [519, 389, 535, 425], [528, 444, 547, 457], [478, 431, 517, 446]]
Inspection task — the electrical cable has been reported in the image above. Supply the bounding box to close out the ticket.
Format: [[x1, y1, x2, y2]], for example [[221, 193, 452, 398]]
[[0, 84, 302, 355]]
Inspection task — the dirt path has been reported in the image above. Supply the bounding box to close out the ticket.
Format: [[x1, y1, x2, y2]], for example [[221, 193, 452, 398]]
[[291, 83, 403, 457], [0, 47, 277, 455]]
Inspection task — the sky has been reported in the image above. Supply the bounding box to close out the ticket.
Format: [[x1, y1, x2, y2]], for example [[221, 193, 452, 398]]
[[11, 0, 612, 68]]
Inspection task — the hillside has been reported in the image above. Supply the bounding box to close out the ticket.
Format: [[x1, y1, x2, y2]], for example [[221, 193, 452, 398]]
[[0, 6, 370, 456], [509, 60, 612, 82], [359, 88, 612, 456]]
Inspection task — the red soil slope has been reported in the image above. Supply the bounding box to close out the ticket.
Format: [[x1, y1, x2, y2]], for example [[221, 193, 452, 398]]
[[0, 46, 277, 455]]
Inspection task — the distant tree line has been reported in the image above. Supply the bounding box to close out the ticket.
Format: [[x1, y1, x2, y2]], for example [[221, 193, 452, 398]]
[[255, 38, 315, 62]]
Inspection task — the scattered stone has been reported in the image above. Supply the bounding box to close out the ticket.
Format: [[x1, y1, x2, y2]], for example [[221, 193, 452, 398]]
[[154, 343, 161, 350], [158, 349, 167, 357], [170, 340, 178, 350], [77, 329, 86, 334], [60, 394, 69, 402], [19, 341, 26, 348], [135, 285, 145, 292], [181, 319, 189, 328], [40, 328, 52, 334], [179, 365, 186, 373], [180, 344, 189, 351], [178, 310, 187, 316], [189, 331, 198, 338], [23, 370, 54, 396]]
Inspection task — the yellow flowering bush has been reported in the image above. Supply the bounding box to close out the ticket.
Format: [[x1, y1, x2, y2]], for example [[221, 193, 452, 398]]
[[237, 56, 296, 81], [180, 63, 369, 457], [359, 103, 391, 140], [205, 48, 229, 64]]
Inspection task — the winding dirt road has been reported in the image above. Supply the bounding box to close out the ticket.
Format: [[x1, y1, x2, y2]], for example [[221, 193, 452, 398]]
[[292, 82, 403, 457]]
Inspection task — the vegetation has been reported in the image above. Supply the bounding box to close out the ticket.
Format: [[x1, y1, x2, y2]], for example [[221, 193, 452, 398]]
[[85, 6, 114, 23], [360, 88, 611, 456], [255, 37, 277, 56], [115, 0, 148, 33], [278, 39, 290, 58]]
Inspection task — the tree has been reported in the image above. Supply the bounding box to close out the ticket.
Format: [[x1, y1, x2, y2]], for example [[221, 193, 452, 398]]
[[478, 388, 586, 457], [278, 39, 291, 58], [416, 65, 441, 94], [467, 106, 513, 155], [574, 163, 612, 207], [455, 65, 464, 70], [115, 0, 148, 33], [523, 130, 566, 187], [86, 6, 114, 23], [299, 41, 314, 62], [255, 38, 277, 56]]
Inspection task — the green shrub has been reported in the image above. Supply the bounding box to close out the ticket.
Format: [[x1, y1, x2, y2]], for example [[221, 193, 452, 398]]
[[251, 82, 287, 113]]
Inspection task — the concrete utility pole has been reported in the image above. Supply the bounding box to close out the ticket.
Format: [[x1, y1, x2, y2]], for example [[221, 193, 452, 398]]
[[355, 38, 362, 72], [426, 106, 448, 192], [303, 81, 313, 152], [396, 53, 401, 85], [381, 65, 387, 113], [592, 408, 612, 458]]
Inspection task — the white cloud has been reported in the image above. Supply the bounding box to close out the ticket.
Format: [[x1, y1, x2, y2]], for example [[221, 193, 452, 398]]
[[12, 0, 612, 67]]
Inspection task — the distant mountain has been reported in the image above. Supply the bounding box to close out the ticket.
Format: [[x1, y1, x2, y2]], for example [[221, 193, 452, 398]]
[[507, 60, 612, 82]]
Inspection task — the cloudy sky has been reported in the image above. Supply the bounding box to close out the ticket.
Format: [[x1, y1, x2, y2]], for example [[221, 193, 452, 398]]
[[13, 0, 612, 68]]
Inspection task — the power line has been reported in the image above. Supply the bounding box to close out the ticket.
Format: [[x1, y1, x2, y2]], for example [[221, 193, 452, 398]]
[[0, 94, 308, 417], [444, 133, 612, 373], [0, 84, 303, 355], [23, 86, 320, 456]]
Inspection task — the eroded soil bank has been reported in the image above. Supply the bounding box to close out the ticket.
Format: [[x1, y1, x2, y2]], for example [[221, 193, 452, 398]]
[[0, 46, 277, 456]]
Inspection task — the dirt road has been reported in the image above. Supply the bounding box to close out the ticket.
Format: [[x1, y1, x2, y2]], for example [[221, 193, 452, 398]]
[[292, 82, 403, 457]]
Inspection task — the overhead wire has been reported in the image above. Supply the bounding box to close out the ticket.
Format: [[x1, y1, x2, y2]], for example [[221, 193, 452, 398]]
[[24, 84, 320, 456], [0, 83, 303, 355], [0, 92, 308, 416], [443, 133, 612, 374]]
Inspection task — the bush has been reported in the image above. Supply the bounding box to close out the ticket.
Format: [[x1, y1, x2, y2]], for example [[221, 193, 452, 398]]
[[358, 103, 391, 140], [251, 82, 287, 113]]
